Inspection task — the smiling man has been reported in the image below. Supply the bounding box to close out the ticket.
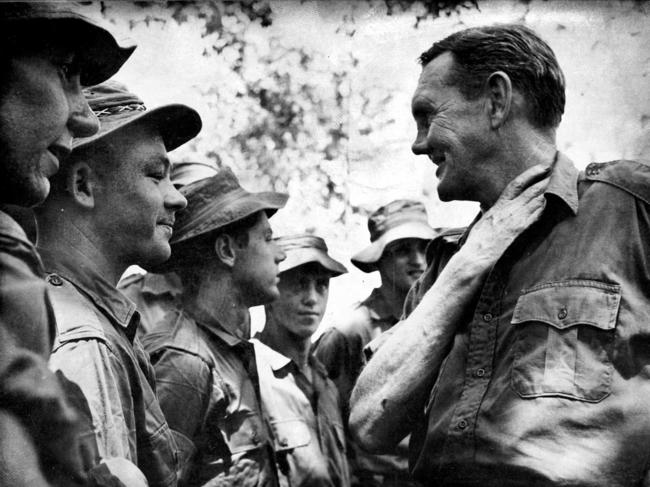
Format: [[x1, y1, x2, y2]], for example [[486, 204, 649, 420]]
[[142, 167, 287, 486], [35, 80, 201, 487], [350, 24, 650, 487], [253, 233, 350, 487], [0, 3, 134, 486], [314, 199, 437, 487]]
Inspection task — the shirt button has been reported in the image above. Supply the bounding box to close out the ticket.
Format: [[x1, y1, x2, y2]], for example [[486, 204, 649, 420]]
[[279, 438, 288, 447], [557, 307, 568, 320], [475, 368, 486, 377], [457, 419, 468, 430], [47, 274, 63, 286], [482, 313, 493, 322]]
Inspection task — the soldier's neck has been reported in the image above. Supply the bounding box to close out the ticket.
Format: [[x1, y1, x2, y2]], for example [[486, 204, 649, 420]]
[[377, 281, 408, 321], [260, 319, 312, 370], [182, 271, 250, 340], [37, 215, 125, 286]]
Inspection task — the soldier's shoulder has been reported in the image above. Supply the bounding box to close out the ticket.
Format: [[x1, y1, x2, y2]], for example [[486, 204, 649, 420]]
[[47, 274, 108, 350], [581, 159, 650, 205]]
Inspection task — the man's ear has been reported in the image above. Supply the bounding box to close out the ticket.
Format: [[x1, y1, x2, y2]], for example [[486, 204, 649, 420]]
[[486, 71, 512, 129], [66, 161, 97, 209], [214, 233, 236, 268]]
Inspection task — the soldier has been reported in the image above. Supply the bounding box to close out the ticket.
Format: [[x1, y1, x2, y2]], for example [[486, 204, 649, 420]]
[[352, 24, 650, 486], [142, 167, 287, 486], [315, 200, 439, 486], [35, 80, 201, 486], [118, 161, 219, 337], [0, 3, 133, 485], [253, 234, 351, 487]]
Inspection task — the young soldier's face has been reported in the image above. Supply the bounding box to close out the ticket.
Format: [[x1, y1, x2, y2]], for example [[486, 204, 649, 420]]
[[232, 212, 286, 307], [92, 124, 187, 267], [269, 263, 331, 340], [376, 238, 427, 294], [0, 46, 98, 206]]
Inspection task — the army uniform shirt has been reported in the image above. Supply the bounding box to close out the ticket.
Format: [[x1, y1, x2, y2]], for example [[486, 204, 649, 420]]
[[143, 310, 278, 487], [252, 338, 350, 487], [41, 245, 179, 487], [395, 154, 650, 486]]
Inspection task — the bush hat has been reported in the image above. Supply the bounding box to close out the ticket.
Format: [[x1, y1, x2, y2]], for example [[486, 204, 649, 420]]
[[276, 234, 348, 277], [73, 81, 202, 152], [171, 161, 219, 188], [170, 167, 288, 246], [351, 199, 437, 273], [1, 2, 135, 86]]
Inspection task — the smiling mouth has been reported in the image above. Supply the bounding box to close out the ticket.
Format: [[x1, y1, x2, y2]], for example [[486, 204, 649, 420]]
[[48, 144, 72, 165]]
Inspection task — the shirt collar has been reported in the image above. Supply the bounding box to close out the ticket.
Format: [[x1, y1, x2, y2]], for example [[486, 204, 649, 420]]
[[545, 151, 579, 215], [141, 272, 183, 297], [39, 245, 138, 336], [252, 336, 292, 371], [459, 151, 580, 247], [363, 287, 398, 322], [198, 316, 248, 348], [252, 336, 329, 377]]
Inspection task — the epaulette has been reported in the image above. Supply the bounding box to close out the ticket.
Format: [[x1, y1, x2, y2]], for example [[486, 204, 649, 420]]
[[582, 160, 650, 206], [47, 274, 107, 352], [117, 271, 145, 291], [426, 226, 466, 265]]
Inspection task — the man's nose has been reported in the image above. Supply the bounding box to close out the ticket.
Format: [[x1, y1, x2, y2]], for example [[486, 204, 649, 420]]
[[275, 245, 286, 264], [409, 246, 426, 266], [411, 129, 429, 155], [302, 283, 318, 305], [164, 179, 187, 212], [68, 86, 99, 138]]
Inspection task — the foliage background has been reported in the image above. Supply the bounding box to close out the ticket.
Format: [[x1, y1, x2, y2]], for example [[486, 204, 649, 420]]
[[84, 0, 649, 332]]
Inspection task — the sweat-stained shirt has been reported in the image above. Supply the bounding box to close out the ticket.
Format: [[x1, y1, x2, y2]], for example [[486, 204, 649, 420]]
[[252, 337, 350, 487], [372, 155, 650, 486], [142, 309, 279, 487], [41, 245, 179, 487]]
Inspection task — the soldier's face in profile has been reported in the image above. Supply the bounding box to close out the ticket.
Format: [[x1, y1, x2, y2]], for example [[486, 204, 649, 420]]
[[377, 238, 427, 293], [0, 45, 98, 206], [269, 263, 330, 340], [410, 51, 493, 203], [232, 212, 286, 307], [91, 124, 187, 267]]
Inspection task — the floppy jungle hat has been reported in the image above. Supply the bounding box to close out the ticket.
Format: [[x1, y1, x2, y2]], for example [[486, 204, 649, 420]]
[[1, 2, 135, 86], [73, 81, 202, 152], [276, 234, 348, 277], [351, 199, 437, 273], [170, 167, 288, 246]]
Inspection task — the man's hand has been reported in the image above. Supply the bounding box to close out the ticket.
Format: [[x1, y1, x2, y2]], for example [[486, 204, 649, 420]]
[[459, 164, 549, 273], [349, 164, 549, 453]]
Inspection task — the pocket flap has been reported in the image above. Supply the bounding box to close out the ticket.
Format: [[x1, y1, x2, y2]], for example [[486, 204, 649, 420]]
[[512, 280, 620, 330], [269, 418, 311, 452], [225, 412, 268, 454]]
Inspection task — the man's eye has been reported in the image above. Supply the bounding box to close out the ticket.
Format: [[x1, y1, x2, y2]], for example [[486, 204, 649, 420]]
[[149, 172, 165, 181], [59, 60, 80, 82]]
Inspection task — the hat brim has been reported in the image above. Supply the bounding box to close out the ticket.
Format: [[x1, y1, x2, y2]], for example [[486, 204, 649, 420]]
[[170, 190, 289, 246], [2, 14, 135, 86], [280, 248, 348, 277], [73, 104, 202, 152], [351, 222, 438, 273]]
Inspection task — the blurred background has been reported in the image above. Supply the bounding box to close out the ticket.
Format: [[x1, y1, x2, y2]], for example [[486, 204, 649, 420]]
[[80, 0, 649, 333]]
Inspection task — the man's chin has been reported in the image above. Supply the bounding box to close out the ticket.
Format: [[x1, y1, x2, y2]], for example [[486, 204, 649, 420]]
[[2, 177, 50, 207]]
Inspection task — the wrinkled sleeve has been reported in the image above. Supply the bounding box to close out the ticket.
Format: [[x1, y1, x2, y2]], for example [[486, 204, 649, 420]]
[[49, 340, 133, 462], [147, 347, 212, 479]]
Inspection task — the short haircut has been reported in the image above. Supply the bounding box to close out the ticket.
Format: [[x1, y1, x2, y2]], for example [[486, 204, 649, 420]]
[[419, 24, 565, 129]]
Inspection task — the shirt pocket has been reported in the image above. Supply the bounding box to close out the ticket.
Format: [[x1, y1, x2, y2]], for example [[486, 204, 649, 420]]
[[510, 279, 620, 402], [223, 410, 269, 454], [268, 418, 311, 452]]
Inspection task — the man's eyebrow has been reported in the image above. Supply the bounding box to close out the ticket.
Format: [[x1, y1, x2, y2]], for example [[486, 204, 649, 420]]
[[145, 155, 171, 172]]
